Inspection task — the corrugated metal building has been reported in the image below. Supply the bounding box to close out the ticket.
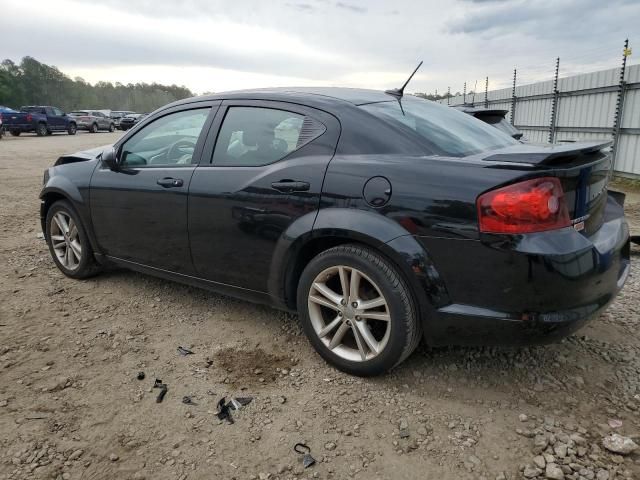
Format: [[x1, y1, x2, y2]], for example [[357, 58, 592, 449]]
[[438, 64, 640, 176]]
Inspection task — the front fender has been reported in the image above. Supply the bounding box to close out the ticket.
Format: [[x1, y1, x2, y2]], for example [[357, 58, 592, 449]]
[[39, 162, 100, 254]]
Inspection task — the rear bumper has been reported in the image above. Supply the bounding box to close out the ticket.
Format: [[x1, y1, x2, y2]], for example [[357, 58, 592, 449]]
[[421, 193, 630, 346], [5, 123, 34, 132]]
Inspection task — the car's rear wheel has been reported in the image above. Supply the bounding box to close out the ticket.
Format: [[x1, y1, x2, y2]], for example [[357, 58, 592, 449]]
[[67, 123, 77, 135], [45, 200, 102, 279], [90, 123, 98, 133], [36, 123, 48, 136], [297, 244, 421, 376], [10, 130, 20, 136], [108, 123, 115, 132]]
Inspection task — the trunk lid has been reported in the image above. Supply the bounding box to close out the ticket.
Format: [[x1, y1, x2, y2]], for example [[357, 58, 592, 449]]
[[482, 141, 612, 236]]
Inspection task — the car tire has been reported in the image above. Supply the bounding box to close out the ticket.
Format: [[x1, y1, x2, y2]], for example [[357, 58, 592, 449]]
[[10, 130, 20, 136], [297, 244, 421, 376], [36, 123, 48, 136], [67, 123, 77, 135], [90, 123, 98, 133], [108, 123, 115, 132], [45, 200, 102, 279]]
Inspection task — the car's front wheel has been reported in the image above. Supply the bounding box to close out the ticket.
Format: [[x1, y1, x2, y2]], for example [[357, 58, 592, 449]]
[[108, 123, 115, 132], [10, 130, 20, 136], [45, 200, 102, 279], [90, 123, 98, 133], [67, 123, 77, 135], [297, 244, 421, 376]]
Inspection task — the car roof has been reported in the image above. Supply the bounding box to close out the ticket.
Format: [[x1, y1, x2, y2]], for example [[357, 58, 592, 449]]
[[176, 87, 397, 108]]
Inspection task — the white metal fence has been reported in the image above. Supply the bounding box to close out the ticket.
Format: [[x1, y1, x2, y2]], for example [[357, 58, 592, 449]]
[[438, 64, 640, 177]]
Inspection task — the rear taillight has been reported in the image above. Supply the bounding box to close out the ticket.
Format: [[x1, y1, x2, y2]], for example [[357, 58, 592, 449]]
[[477, 177, 570, 234], [26, 114, 32, 122]]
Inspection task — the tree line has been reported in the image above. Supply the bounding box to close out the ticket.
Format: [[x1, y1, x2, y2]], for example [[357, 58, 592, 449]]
[[0, 57, 195, 113]]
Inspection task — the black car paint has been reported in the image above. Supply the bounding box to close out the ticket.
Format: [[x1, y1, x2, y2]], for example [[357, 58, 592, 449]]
[[40, 88, 630, 346]]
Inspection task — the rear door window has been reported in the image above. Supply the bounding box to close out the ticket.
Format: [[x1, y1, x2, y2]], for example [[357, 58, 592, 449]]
[[212, 107, 323, 167]]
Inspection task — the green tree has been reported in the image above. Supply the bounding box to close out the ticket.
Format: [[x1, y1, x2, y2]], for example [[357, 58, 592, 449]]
[[0, 56, 194, 112]]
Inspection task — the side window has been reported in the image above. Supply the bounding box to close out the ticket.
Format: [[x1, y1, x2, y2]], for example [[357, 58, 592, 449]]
[[212, 107, 324, 167], [120, 108, 209, 168], [94, 112, 103, 118], [53, 108, 64, 116]]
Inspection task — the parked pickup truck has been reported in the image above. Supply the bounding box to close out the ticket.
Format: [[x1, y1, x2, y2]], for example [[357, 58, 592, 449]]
[[3, 106, 77, 136]]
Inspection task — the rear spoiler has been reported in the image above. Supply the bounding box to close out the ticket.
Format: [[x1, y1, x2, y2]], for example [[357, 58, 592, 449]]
[[483, 141, 612, 166]]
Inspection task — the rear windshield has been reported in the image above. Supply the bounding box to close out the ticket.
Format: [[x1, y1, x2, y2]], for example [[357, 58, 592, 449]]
[[360, 98, 517, 157]]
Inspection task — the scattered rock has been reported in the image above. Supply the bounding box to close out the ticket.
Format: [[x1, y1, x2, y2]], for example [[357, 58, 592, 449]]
[[545, 463, 565, 480], [524, 465, 542, 478], [109, 453, 119, 462], [533, 455, 546, 469], [602, 434, 638, 455], [68, 449, 84, 461], [324, 442, 336, 451]]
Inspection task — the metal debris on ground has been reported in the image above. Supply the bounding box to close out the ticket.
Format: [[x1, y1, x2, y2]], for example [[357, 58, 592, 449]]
[[177, 346, 194, 356], [136, 371, 145, 380], [294, 443, 316, 469], [215, 396, 254, 424], [153, 378, 168, 403], [182, 396, 197, 405]]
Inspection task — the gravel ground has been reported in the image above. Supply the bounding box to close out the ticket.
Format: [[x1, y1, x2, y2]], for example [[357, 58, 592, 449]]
[[1, 132, 639, 480]]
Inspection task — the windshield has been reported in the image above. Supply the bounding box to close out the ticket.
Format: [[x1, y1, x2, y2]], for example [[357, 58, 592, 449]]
[[361, 98, 518, 157], [69, 111, 89, 116]]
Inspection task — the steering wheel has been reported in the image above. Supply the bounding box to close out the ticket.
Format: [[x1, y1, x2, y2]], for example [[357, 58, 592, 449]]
[[167, 139, 197, 163]]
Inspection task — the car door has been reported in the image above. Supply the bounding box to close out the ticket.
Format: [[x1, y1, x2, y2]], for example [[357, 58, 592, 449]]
[[189, 100, 340, 292], [49, 107, 66, 131], [92, 112, 103, 129], [97, 112, 110, 129], [90, 102, 219, 273]]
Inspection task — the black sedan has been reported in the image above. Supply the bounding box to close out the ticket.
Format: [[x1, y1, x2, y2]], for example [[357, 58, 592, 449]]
[[39, 87, 629, 376]]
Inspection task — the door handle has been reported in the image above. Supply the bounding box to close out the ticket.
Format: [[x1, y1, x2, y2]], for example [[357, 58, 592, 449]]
[[271, 180, 310, 193], [157, 177, 184, 188]]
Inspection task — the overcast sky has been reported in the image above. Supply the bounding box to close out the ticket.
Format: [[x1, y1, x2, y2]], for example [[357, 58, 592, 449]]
[[3, 0, 639, 94]]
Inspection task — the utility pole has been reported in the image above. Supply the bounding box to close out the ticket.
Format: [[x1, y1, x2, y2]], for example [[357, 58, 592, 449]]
[[611, 38, 630, 171], [511, 68, 517, 126], [447, 86, 450, 105], [548, 57, 560, 143], [463, 82, 466, 104], [484, 77, 489, 108]]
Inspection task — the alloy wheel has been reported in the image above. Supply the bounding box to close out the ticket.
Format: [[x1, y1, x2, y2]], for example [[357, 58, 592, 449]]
[[308, 265, 391, 362], [50, 212, 82, 270]]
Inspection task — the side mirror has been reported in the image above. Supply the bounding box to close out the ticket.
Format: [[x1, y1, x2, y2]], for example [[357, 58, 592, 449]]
[[101, 147, 119, 170]]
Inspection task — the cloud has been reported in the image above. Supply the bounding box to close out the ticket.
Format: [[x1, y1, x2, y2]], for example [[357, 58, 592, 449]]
[[2, 0, 639, 95], [335, 2, 367, 13], [286, 2, 316, 11]]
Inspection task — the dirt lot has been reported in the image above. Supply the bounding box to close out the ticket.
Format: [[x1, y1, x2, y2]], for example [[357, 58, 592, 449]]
[[1, 132, 639, 480]]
